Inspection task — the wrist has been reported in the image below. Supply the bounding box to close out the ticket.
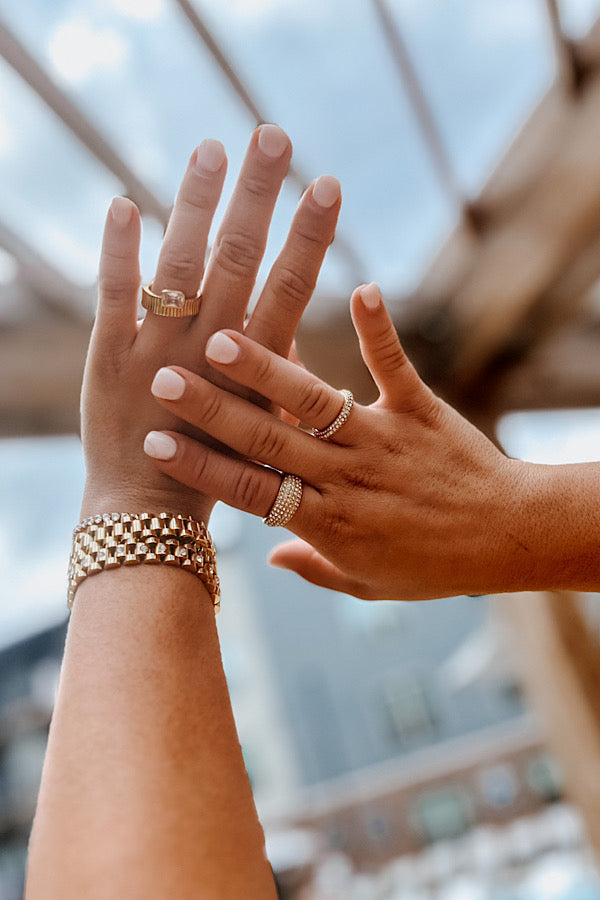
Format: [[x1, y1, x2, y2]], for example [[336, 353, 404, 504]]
[[501, 459, 600, 593], [80, 481, 214, 526]]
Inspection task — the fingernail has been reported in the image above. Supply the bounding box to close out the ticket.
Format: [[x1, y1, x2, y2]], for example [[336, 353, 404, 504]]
[[151, 367, 186, 400], [360, 282, 381, 310], [257, 124, 289, 159], [206, 332, 240, 364], [144, 431, 177, 460], [110, 196, 133, 227], [194, 139, 226, 174], [312, 175, 340, 208]]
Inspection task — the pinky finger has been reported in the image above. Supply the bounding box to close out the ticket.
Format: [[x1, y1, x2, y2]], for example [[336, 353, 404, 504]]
[[268, 538, 365, 596], [143, 430, 321, 530]]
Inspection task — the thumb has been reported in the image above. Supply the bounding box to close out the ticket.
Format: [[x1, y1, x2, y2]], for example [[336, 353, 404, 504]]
[[268, 539, 364, 596], [350, 283, 430, 412]]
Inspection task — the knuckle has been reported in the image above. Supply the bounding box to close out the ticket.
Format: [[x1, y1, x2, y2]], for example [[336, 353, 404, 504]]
[[246, 421, 287, 461], [216, 231, 263, 279], [179, 192, 214, 216], [242, 171, 275, 200], [98, 273, 139, 304], [272, 265, 314, 309], [253, 351, 277, 385], [157, 253, 200, 287], [235, 467, 267, 511], [197, 388, 224, 428], [297, 379, 333, 422], [372, 328, 406, 373], [186, 447, 211, 489]]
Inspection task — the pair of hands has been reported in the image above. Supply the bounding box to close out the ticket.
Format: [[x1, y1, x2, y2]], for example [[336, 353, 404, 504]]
[[83, 126, 534, 602]]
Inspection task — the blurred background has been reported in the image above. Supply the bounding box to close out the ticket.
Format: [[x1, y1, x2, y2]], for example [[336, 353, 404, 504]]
[[3, 0, 600, 897]]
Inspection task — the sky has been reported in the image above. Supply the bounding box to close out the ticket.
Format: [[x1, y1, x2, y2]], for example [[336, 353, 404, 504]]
[[1, 0, 600, 302], [2, 0, 600, 642]]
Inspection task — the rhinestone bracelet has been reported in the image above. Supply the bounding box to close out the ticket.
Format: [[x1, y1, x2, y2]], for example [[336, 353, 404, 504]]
[[67, 512, 220, 612]]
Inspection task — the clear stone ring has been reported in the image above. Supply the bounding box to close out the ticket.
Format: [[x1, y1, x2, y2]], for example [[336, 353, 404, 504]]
[[141, 284, 202, 318]]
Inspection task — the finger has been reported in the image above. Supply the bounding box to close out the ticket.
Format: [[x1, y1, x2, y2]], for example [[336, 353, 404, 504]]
[[143, 140, 227, 334], [200, 124, 293, 334], [96, 197, 141, 348], [350, 283, 429, 411], [204, 331, 362, 444], [268, 539, 364, 596], [245, 175, 341, 356], [149, 366, 332, 480], [143, 430, 321, 532]]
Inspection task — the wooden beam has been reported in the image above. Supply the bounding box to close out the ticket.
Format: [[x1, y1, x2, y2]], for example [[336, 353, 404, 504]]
[[406, 21, 600, 387], [0, 17, 171, 225]]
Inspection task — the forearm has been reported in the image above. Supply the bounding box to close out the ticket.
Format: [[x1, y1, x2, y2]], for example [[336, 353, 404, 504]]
[[510, 460, 600, 593], [26, 566, 276, 899]]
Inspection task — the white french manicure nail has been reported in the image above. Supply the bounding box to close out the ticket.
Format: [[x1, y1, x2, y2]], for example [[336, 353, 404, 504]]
[[206, 332, 240, 364], [144, 431, 177, 460], [110, 196, 133, 227], [151, 368, 186, 400]]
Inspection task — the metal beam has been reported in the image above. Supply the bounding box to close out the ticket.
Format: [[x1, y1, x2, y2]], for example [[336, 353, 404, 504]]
[[370, 0, 468, 218], [0, 17, 171, 225], [0, 220, 93, 322], [172, 0, 366, 285]]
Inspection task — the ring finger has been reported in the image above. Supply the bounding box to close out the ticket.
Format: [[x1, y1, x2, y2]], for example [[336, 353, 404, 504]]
[[142, 140, 227, 336]]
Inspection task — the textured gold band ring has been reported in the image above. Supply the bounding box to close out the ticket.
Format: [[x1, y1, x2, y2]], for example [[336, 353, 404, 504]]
[[142, 284, 202, 318], [263, 474, 303, 527], [311, 389, 354, 440]]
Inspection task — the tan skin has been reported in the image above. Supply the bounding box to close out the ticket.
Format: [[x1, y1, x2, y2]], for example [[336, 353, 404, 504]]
[[26, 126, 342, 899], [145, 282, 600, 601]]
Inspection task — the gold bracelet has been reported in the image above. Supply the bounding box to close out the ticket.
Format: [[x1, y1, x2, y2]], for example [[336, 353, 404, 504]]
[[67, 512, 220, 612]]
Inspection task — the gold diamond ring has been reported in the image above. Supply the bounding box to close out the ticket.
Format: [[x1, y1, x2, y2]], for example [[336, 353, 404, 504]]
[[263, 474, 303, 527], [142, 284, 202, 318], [311, 389, 354, 440]]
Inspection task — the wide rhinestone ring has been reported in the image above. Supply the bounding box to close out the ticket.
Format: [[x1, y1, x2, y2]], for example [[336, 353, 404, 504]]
[[311, 390, 354, 441], [263, 474, 303, 528], [142, 284, 202, 318]]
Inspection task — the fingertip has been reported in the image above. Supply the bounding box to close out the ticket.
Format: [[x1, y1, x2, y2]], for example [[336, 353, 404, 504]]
[[109, 196, 136, 228], [205, 331, 241, 365]]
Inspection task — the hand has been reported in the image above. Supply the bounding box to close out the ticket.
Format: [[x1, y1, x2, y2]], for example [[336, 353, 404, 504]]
[[81, 126, 341, 523], [142, 283, 538, 601]]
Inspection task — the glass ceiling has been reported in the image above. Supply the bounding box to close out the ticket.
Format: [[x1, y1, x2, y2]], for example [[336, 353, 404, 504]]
[[2, 0, 600, 309]]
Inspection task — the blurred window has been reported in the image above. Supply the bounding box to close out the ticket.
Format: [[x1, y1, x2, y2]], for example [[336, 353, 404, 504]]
[[378, 671, 438, 746]]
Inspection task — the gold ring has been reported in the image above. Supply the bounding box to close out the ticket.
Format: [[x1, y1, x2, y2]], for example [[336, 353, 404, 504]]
[[311, 390, 354, 440], [263, 474, 303, 527], [142, 284, 202, 318]]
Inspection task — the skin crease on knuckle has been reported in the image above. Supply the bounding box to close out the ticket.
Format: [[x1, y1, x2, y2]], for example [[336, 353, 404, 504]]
[[156, 254, 202, 288], [296, 378, 335, 423], [245, 420, 289, 463], [272, 265, 315, 309], [235, 465, 270, 512], [214, 231, 264, 279]]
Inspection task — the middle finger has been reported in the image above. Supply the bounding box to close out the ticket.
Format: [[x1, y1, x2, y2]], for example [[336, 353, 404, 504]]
[[200, 124, 293, 335]]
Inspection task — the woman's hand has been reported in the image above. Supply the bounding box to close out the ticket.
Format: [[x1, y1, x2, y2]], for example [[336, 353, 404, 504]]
[[142, 282, 549, 601], [81, 126, 341, 523]]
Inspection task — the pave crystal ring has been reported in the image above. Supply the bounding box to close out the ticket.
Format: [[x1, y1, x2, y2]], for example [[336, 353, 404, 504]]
[[311, 389, 354, 440], [142, 284, 202, 318], [263, 474, 303, 527]]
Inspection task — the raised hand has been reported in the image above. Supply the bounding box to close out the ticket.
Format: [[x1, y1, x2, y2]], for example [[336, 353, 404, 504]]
[[81, 126, 341, 523], [142, 282, 541, 601]]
